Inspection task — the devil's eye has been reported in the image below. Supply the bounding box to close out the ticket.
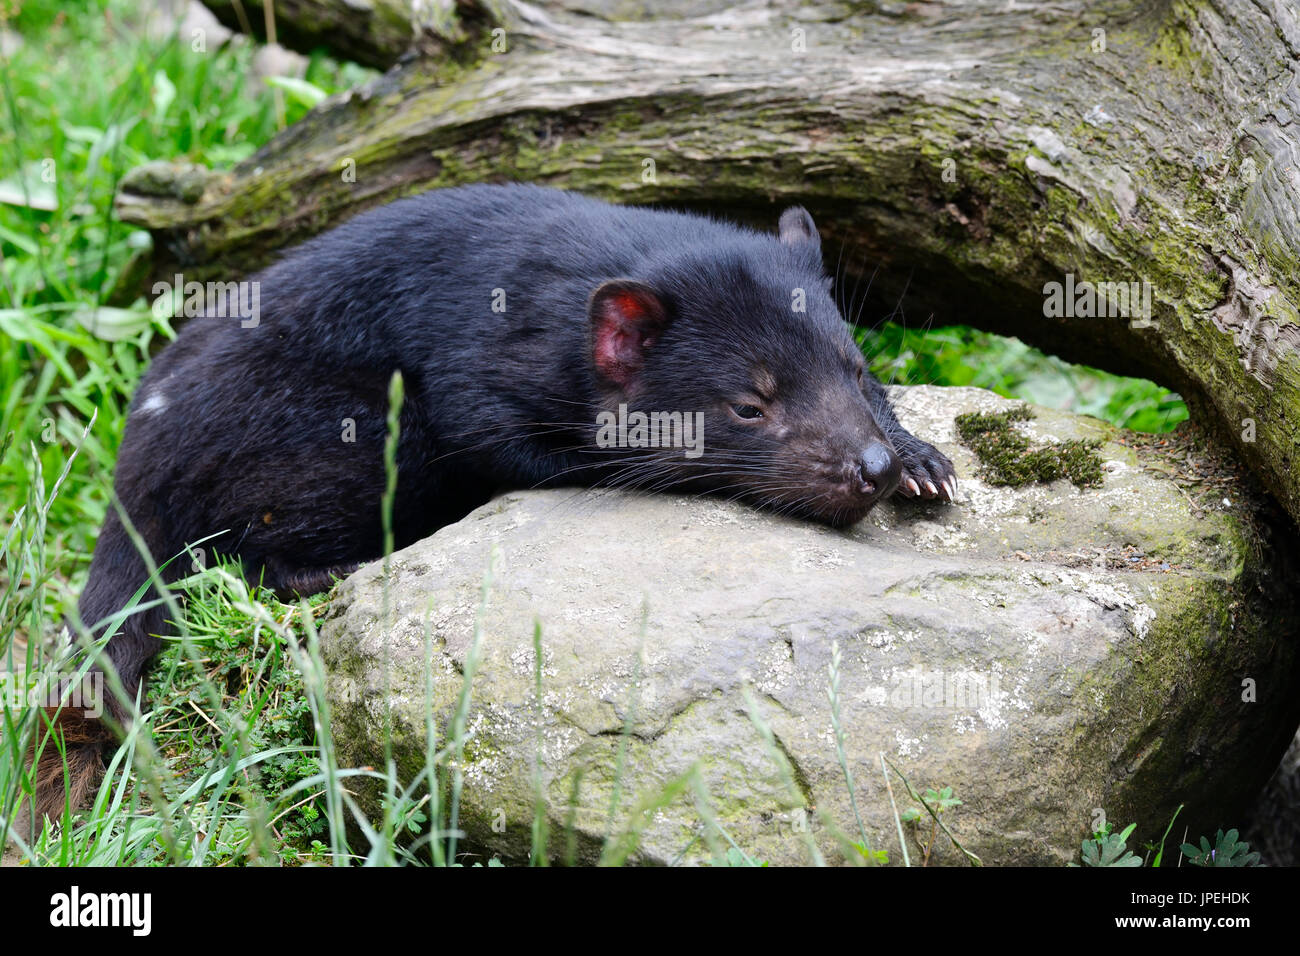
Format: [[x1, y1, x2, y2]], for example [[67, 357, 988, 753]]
[[732, 404, 764, 420]]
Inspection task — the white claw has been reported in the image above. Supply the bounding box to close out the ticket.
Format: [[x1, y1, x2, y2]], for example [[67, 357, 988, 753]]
[[942, 478, 954, 501], [907, 477, 921, 497], [925, 480, 938, 497]]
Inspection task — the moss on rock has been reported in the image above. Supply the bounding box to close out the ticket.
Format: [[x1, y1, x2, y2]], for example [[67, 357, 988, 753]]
[[955, 405, 1105, 488]]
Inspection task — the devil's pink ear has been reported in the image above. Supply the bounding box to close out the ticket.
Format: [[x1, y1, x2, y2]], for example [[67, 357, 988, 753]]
[[588, 279, 671, 390]]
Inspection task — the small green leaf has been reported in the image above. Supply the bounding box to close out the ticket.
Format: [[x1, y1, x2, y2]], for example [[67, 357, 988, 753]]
[[73, 306, 154, 341], [264, 75, 328, 109], [152, 69, 177, 120]]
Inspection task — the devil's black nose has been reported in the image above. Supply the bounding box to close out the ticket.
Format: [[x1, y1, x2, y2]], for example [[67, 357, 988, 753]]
[[858, 442, 902, 500]]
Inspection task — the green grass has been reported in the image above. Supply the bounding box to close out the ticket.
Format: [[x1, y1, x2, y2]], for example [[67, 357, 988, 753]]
[[140, 573, 333, 864], [0, 0, 1197, 866], [860, 323, 1189, 435], [0, 0, 375, 631]]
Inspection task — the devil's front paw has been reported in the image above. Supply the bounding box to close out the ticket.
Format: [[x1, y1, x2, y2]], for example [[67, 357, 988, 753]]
[[895, 439, 958, 503]]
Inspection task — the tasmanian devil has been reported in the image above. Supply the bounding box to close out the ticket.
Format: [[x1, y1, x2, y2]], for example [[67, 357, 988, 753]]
[[32, 183, 956, 824]]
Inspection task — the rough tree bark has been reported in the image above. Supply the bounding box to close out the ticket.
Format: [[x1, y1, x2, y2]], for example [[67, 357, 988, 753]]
[[118, 0, 1300, 527]]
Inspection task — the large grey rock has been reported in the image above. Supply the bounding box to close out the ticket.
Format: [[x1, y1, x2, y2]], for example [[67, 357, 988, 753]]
[[320, 385, 1300, 865]]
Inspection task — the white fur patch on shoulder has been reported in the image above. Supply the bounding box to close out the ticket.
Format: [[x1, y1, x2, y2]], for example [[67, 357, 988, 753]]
[[138, 391, 168, 414]]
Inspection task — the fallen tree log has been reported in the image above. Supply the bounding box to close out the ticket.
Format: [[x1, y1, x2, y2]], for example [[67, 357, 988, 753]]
[[119, 0, 1300, 526]]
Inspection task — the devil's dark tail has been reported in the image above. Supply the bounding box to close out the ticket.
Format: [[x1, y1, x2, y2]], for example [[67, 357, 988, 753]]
[[28, 509, 166, 830]]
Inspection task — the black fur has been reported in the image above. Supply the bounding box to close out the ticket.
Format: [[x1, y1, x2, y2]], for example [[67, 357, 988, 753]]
[[48, 184, 956, 819]]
